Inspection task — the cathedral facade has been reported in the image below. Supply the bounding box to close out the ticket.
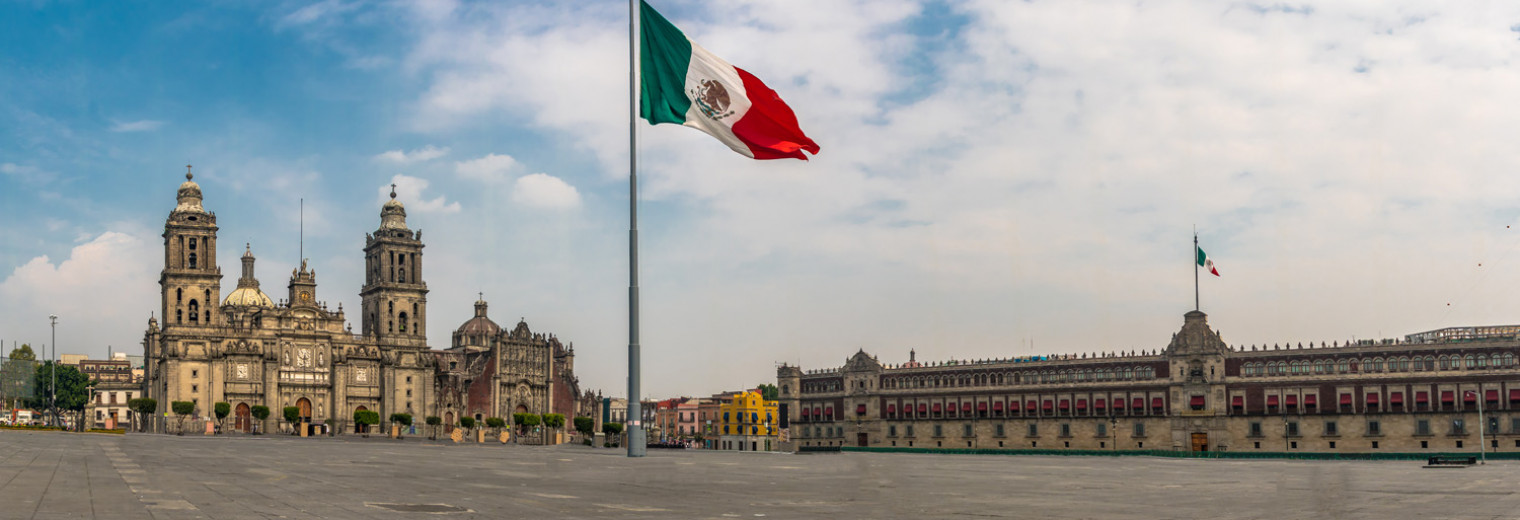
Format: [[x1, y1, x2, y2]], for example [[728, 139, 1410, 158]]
[[141, 170, 597, 436], [143, 171, 436, 433]]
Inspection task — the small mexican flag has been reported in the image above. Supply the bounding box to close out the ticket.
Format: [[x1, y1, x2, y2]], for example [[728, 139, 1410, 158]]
[[639, 0, 820, 160], [1196, 246, 1220, 276]]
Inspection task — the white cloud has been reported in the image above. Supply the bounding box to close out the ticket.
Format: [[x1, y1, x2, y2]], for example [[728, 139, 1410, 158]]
[[1, 163, 54, 184], [511, 173, 580, 210], [279, 0, 358, 28], [374, 145, 450, 164], [381, 174, 461, 214], [109, 119, 165, 132], [454, 153, 518, 183], [0, 229, 158, 358]]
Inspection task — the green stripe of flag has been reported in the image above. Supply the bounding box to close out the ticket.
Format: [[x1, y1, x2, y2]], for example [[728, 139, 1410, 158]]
[[639, 0, 693, 125]]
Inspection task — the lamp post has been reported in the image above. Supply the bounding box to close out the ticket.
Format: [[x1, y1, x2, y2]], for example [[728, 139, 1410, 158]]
[[49, 315, 57, 428], [1467, 390, 1486, 465]]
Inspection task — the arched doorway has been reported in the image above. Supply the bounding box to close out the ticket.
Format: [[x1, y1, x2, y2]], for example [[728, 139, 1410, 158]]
[[296, 397, 312, 433], [235, 403, 251, 433], [444, 412, 454, 433], [354, 405, 369, 434]]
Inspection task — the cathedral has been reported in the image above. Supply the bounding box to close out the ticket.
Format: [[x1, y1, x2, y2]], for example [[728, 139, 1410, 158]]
[[142, 169, 596, 436]]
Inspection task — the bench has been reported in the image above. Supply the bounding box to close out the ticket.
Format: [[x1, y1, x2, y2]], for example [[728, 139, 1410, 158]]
[[1425, 456, 1477, 467]]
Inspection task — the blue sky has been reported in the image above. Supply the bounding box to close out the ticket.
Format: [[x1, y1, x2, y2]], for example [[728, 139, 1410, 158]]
[[6, 1, 1520, 398]]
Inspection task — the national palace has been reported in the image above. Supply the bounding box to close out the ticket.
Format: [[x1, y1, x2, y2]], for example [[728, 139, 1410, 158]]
[[780, 310, 1520, 453], [142, 170, 597, 435]]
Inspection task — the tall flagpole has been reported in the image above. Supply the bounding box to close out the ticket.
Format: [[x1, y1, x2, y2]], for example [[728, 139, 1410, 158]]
[[1193, 229, 1199, 312], [627, 0, 646, 458]]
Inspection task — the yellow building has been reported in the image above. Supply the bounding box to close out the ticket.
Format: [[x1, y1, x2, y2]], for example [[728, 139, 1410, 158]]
[[717, 389, 778, 451]]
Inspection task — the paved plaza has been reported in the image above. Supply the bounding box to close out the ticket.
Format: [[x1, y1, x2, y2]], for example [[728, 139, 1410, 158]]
[[3, 430, 1520, 519]]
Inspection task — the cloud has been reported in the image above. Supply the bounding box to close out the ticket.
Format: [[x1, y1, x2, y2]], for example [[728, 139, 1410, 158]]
[[0, 163, 55, 184], [510, 173, 580, 210], [374, 145, 450, 164], [381, 174, 461, 214], [0, 229, 158, 358], [278, 0, 359, 28], [109, 119, 166, 132], [454, 153, 518, 183]]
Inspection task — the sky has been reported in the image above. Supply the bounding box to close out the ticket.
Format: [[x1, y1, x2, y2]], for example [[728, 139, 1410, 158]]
[[5, 1, 1520, 399]]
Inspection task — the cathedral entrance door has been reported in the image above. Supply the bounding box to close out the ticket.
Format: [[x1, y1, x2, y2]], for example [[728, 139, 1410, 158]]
[[444, 412, 453, 433], [235, 403, 251, 433], [1191, 432, 1208, 452], [297, 398, 312, 435]]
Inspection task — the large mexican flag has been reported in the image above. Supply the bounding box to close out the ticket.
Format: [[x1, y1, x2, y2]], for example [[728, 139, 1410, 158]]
[[639, 1, 820, 160]]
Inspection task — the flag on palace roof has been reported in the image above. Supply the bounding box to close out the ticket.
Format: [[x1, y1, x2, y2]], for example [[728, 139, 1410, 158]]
[[1197, 246, 1220, 276], [639, 0, 821, 161]]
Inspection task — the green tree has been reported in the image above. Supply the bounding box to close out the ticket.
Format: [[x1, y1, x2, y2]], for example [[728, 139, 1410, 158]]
[[574, 416, 595, 437], [171, 401, 195, 435], [0, 344, 36, 411], [32, 362, 93, 429], [213, 402, 231, 433], [283, 406, 301, 434], [389, 413, 412, 439], [757, 384, 779, 401], [459, 416, 476, 432], [353, 410, 380, 437], [541, 413, 565, 429], [485, 417, 506, 438], [128, 398, 157, 433], [251, 405, 270, 434], [426, 415, 442, 440], [603, 422, 623, 435]]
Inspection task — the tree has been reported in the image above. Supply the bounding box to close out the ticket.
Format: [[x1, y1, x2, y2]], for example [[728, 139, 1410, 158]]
[[459, 416, 476, 432], [757, 384, 779, 401], [574, 416, 595, 437], [251, 405, 270, 434], [426, 415, 442, 440], [541, 413, 565, 429], [283, 406, 301, 434], [353, 410, 380, 437], [128, 398, 157, 432], [213, 402, 231, 433], [33, 363, 93, 429], [390, 413, 412, 439], [1, 344, 36, 411], [171, 401, 195, 435], [485, 417, 506, 439], [603, 422, 623, 435]]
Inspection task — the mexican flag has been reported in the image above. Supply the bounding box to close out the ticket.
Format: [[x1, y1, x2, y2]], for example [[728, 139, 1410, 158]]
[[639, 1, 820, 160], [1197, 246, 1220, 276]]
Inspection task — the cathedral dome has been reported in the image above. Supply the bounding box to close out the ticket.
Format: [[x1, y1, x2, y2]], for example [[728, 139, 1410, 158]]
[[223, 244, 273, 308], [455, 299, 501, 337], [175, 168, 206, 213]]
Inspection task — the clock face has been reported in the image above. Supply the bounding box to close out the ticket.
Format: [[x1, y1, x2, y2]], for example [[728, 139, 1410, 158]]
[[299, 291, 311, 302], [235, 364, 248, 379]]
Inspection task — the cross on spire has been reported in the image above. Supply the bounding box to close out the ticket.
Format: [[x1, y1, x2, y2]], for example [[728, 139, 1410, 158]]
[[390, 183, 397, 199], [186, 164, 193, 180]]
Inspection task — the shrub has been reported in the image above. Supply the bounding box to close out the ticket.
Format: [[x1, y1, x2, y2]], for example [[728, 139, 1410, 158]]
[[283, 406, 301, 425], [485, 417, 506, 429], [213, 402, 231, 431], [459, 416, 476, 430], [603, 422, 624, 435], [541, 413, 565, 429], [426, 416, 442, 426], [127, 398, 157, 432], [251, 405, 270, 421], [574, 416, 595, 436], [171, 401, 196, 416], [389, 413, 413, 426]]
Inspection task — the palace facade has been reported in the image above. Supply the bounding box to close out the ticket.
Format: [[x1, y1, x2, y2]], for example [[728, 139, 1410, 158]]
[[780, 310, 1520, 454], [142, 171, 595, 435]]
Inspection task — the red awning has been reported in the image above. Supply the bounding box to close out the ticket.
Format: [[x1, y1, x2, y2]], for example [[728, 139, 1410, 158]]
[[1390, 392, 1404, 404], [1486, 390, 1499, 401], [1042, 400, 1054, 410], [1076, 399, 1088, 410], [856, 404, 867, 415], [1365, 393, 1379, 404], [802, 408, 810, 417], [932, 403, 943, 412], [977, 402, 988, 411], [1442, 391, 1455, 403], [1231, 396, 1243, 407], [917, 404, 927, 413], [812, 407, 821, 416], [1058, 399, 1071, 410], [1151, 397, 1164, 409], [1339, 394, 1352, 405], [962, 402, 973, 412], [1267, 395, 1280, 406], [1189, 396, 1205, 407], [1416, 391, 1429, 403], [1115, 398, 1127, 409], [1286, 395, 1298, 406], [1096, 399, 1107, 409], [1511, 390, 1520, 401], [993, 401, 1004, 411], [1027, 401, 1038, 411], [1463, 391, 1477, 403], [1304, 395, 1317, 406], [886, 404, 896, 413], [1133, 398, 1144, 409], [825, 407, 834, 417]]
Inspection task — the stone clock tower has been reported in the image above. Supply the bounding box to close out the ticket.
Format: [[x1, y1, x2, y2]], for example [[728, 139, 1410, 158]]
[[361, 184, 428, 347], [160, 167, 222, 328]]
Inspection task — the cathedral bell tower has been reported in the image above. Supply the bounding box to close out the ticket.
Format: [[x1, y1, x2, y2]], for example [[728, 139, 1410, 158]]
[[160, 166, 222, 328], [361, 184, 428, 345]]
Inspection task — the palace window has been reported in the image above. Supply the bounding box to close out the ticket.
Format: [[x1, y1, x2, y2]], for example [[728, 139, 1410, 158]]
[[933, 425, 942, 437], [1027, 424, 1038, 437], [1416, 420, 1431, 435], [1286, 422, 1299, 437], [1452, 419, 1466, 435], [1249, 422, 1262, 437], [1324, 421, 1338, 436], [1367, 420, 1380, 435], [1096, 423, 1107, 437], [963, 424, 973, 437], [995, 424, 1005, 437]]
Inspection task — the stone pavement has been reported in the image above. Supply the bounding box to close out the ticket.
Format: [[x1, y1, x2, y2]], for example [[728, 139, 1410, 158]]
[[3, 429, 1520, 519]]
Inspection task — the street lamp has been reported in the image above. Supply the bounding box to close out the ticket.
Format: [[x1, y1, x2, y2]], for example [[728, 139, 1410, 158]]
[[49, 315, 57, 428], [1466, 390, 1486, 465]]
